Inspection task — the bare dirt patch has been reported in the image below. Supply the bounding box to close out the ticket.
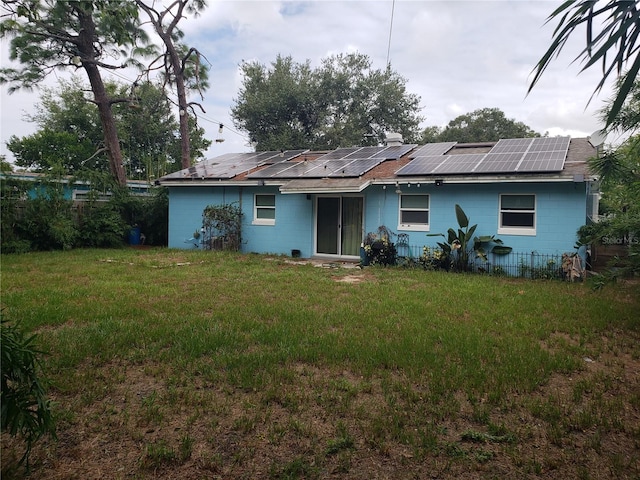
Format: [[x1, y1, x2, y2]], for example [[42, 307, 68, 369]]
[[333, 274, 367, 284]]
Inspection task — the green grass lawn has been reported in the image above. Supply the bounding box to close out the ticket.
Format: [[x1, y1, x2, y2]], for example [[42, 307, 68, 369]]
[[1, 249, 639, 479]]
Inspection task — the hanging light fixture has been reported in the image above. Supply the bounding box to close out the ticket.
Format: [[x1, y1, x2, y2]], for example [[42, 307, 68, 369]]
[[215, 124, 225, 143]]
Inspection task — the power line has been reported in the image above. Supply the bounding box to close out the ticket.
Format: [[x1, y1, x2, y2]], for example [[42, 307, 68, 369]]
[[102, 68, 249, 141], [386, 0, 395, 67]]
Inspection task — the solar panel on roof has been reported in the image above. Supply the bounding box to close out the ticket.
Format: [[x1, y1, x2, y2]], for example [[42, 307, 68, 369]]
[[410, 142, 456, 158], [490, 138, 533, 154], [396, 155, 449, 176], [343, 146, 385, 159], [295, 159, 349, 177], [433, 154, 487, 174], [328, 158, 383, 177], [474, 153, 522, 173], [295, 157, 384, 178], [247, 162, 297, 178], [251, 151, 280, 163], [264, 162, 315, 178], [393, 137, 572, 177], [272, 149, 309, 163], [516, 137, 569, 172], [182, 150, 308, 179], [517, 150, 566, 172], [375, 144, 418, 159], [528, 137, 570, 152], [317, 147, 361, 160]]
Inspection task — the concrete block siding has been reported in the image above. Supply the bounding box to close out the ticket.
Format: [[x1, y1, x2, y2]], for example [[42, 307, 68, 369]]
[[168, 186, 315, 257], [361, 182, 585, 256], [169, 180, 587, 257]]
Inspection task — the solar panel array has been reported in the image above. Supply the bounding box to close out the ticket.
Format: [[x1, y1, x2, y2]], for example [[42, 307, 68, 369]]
[[248, 144, 416, 179], [162, 150, 308, 180], [409, 142, 457, 158], [396, 137, 570, 176]]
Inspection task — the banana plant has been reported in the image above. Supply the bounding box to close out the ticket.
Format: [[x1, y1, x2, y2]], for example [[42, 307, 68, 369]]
[[428, 204, 511, 271]]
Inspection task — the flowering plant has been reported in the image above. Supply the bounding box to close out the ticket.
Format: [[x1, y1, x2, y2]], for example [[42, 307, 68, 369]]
[[363, 226, 397, 266], [419, 245, 449, 270]]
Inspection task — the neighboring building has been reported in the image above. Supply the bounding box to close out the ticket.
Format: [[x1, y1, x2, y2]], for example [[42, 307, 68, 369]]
[[0, 171, 151, 200], [157, 137, 599, 259]]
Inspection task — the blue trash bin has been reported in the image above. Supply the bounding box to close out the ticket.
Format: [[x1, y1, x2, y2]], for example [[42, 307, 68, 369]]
[[129, 226, 141, 245]]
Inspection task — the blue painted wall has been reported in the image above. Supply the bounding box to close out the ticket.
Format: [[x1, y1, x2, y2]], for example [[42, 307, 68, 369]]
[[168, 186, 315, 257], [168, 180, 588, 256], [362, 182, 587, 255]]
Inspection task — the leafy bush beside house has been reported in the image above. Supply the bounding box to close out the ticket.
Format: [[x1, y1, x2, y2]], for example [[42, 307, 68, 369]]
[[428, 204, 512, 272], [363, 226, 398, 266], [200, 203, 243, 251], [0, 174, 169, 252], [1, 315, 56, 470], [0, 176, 31, 253]]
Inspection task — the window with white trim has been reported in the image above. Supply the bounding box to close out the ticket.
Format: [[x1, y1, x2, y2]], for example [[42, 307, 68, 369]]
[[398, 194, 429, 231], [499, 194, 536, 235], [253, 194, 275, 225]]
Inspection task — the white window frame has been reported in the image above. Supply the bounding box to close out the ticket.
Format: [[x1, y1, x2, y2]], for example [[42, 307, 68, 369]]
[[498, 193, 536, 236], [398, 193, 430, 232], [253, 193, 276, 225]]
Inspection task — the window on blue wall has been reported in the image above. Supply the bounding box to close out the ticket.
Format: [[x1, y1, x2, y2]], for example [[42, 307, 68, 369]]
[[499, 194, 536, 235], [398, 194, 429, 231], [254, 194, 275, 225]]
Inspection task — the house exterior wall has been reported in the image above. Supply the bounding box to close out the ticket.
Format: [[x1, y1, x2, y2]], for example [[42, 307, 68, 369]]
[[363, 182, 587, 255], [168, 180, 588, 256], [168, 186, 315, 257]]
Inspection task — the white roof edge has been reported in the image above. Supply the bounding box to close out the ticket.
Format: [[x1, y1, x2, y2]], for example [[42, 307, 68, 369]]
[[377, 175, 597, 185], [159, 175, 597, 188], [157, 180, 265, 187], [280, 180, 371, 194]]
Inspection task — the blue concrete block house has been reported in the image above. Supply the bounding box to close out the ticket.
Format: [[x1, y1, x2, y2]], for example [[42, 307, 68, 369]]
[[158, 136, 598, 262]]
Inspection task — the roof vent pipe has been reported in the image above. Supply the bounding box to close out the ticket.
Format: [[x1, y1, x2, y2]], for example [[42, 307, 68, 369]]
[[385, 132, 403, 146]]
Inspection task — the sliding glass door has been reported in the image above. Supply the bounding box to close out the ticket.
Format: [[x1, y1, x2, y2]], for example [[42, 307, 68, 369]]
[[316, 196, 363, 257]]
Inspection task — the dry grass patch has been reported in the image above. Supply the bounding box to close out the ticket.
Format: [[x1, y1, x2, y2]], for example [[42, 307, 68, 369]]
[[1, 249, 639, 479]]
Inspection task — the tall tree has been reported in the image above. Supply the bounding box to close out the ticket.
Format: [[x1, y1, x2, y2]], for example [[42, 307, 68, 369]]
[[120, 80, 210, 179], [529, 1, 640, 127], [231, 53, 423, 151], [232, 55, 317, 151], [7, 129, 97, 173], [6, 78, 211, 180], [314, 53, 423, 148], [420, 108, 541, 144], [0, 1, 152, 186], [136, 0, 209, 170]]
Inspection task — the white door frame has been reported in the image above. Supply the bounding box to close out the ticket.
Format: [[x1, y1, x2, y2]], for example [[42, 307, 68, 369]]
[[313, 195, 364, 259]]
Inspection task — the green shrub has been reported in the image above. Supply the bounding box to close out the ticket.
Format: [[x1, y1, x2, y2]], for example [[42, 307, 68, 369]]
[[363, 226, 397, 266], [0, 240, 32, 254], [1, 315, 55, 468], [201, 202, 243, 251], [138, 187, 168, 246], [77, 203, 127, 248], [18, 196, 78, 250], [1, 177, 31, 252]]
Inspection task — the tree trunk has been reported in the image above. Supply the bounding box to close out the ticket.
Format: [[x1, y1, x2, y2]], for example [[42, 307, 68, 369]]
[[77, 7, 127, 187], [85, 64, 127, 186], [167, 43, 191, 170], [136, 0, 196, 171]]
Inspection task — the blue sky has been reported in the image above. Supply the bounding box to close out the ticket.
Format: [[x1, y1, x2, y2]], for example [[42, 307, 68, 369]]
[[0, 1, 617, 164]]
